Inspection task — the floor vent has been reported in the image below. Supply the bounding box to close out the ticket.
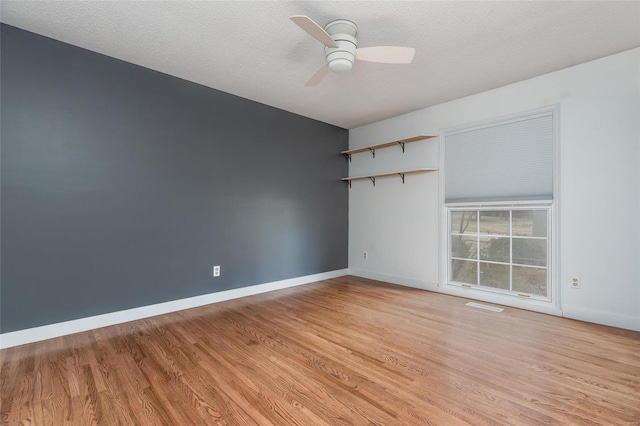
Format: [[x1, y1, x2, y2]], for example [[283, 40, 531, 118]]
[[465, 302, 504, 312]]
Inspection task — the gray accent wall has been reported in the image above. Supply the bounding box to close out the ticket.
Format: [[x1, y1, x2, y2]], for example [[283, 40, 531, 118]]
[[0, 24, 348, 333]]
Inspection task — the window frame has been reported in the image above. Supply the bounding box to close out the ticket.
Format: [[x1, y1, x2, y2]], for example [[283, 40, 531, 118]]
[[446, 204, 552, 302]]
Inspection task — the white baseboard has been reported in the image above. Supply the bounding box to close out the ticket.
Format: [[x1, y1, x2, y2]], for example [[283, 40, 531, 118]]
[[562, 305, 640, 332], [0, 269, 348, 349], [348, 268, 439, 292], [349, 269, 564, 317]]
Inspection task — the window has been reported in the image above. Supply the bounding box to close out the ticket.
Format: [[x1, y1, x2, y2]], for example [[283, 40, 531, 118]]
[[441, 107, 557, 306], [448, 206, 550, 300]]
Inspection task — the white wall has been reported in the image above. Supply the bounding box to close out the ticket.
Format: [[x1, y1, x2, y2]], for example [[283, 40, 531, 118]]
[[348, 48, 640, 331]]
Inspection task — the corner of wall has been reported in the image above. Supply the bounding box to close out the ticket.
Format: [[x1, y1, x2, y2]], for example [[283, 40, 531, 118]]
[[348, 268, 439, 292]]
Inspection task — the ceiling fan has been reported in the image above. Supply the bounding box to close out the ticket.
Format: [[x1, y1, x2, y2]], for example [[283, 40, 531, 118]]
[[290, 15, 416, 86]]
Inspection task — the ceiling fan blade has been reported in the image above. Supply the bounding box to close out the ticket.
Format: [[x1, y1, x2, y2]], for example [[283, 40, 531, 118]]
[[355, 46, 415, 64], [305, 63, 330, 86], [290, 15, 338, 48]]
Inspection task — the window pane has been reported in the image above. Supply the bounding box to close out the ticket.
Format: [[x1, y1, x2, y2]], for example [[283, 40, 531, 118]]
[[451, 235, 477, 259], [451, 211, 477, 234], [451, 259, 477, 285], [513, 210, 547, 237], [480, 237, 511, 263], [479, 262, 510, 290], [513, 266, 547, 296], [479, 236, 510, 263], [479, 211, 510, 235], [513, 238, 547, 267]]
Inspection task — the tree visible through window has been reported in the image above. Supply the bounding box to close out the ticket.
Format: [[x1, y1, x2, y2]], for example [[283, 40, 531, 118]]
[[449, 208, 549, 299]]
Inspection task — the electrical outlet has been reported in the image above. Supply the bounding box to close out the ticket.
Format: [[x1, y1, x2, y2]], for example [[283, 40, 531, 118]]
[[213, 265, 221, 277], [571, 277, 580, 289], [363, 252, 368, 259]]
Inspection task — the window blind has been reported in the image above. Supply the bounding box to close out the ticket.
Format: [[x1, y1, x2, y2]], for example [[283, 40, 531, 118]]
[[444, 112, 554, 203]]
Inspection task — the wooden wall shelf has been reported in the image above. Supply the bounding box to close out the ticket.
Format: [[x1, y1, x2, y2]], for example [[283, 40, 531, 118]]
[[342, 135, 436, 161], [342, 168, 437, 187]]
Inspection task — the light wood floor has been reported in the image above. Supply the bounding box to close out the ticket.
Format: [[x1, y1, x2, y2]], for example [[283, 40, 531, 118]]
[[1, 276, 639, 425]]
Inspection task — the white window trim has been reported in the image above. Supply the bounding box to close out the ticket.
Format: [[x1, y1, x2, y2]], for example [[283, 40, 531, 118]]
[[437, 106, 561, 316]]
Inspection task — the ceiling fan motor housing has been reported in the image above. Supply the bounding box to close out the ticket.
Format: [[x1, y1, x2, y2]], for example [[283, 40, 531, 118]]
[[324, 19, 358, 73]]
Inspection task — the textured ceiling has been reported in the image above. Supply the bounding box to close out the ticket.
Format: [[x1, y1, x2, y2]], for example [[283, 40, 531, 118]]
[[2, 1, 639, 129]]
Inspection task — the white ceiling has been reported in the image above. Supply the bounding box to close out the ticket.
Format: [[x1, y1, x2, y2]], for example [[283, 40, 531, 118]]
[[2, 1, 639, 129]]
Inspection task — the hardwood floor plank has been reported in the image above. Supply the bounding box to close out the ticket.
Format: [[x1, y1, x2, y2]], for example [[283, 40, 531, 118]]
[[1, 276, 639, 425], [239, 319, 469, 423]]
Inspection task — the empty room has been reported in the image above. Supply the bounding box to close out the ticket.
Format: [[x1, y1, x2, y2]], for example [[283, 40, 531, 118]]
[[1, 1, 639, 425]]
